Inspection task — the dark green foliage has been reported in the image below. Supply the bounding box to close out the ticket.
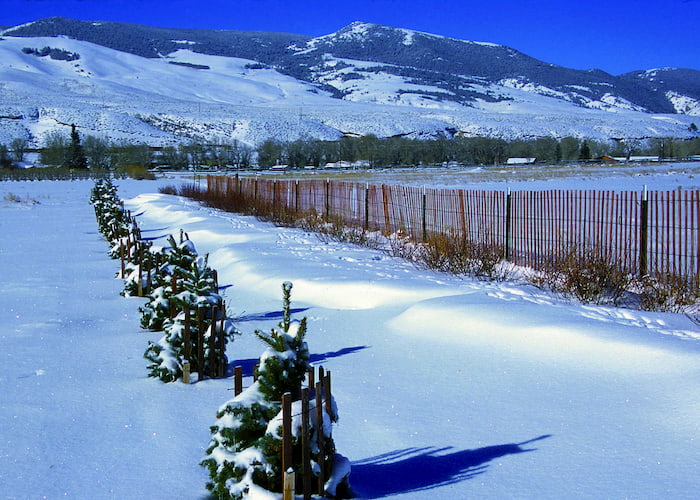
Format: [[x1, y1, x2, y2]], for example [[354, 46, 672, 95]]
[[168, 61, 210, 70], [64, 124, 88, 169], [254, 282, 310, 400], [22, 45, 80, 61], [90, 178, 131, 242], [201, 282, 342, 499], [142, 235, 235, 382], [579, 140, 591, 160], [0, 144, 12, 168]]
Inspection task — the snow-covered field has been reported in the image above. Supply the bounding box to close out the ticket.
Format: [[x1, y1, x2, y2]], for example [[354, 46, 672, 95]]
[[241, 161, 700, 192], [1, 176, 699, 499]]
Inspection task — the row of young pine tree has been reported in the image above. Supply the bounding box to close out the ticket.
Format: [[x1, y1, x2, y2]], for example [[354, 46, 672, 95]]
[[90, 178, 351, 499]]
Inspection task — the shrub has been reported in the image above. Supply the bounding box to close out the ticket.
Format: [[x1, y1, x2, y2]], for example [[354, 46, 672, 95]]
[[122, 164, 155, 180], [528, 246, 633, 305], [158, 185, 179, 195], [634, 274, 700, 313]]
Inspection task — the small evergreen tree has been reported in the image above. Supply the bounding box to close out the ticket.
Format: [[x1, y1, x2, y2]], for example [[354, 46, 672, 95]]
[[144, 251, 236, 382], [64, 124, 88, 169], [579, 139, 591, 160], [201, 282, 347, 499], [137, 232, 198, 325], [0, 144, 12, 169]]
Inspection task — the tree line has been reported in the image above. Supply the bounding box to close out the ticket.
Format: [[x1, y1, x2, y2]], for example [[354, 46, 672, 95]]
[[254, 134, 700, 169], [2, 129, 700, 171]]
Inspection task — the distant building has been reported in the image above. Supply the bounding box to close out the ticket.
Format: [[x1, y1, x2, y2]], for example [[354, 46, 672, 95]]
[[506, 157, 536, 165]]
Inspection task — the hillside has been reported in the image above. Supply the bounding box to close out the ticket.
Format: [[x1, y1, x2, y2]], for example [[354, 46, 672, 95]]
[[1, 17, 699, 148]]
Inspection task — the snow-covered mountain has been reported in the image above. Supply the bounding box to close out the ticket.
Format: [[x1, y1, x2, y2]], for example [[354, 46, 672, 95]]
[[1, 17, 699, 147]]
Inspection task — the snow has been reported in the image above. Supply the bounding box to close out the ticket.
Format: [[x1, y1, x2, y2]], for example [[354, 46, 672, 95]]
[[1, 174, 699, 499], [1, 35, 699, 148]]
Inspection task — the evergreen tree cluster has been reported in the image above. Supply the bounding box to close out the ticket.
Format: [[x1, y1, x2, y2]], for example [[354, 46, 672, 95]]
[[21, 45, 80, 61], [91, 181, 350, 496], [90, 179, 238, 383], [90, 177, 132, 242], [142, 233, 238, 383]]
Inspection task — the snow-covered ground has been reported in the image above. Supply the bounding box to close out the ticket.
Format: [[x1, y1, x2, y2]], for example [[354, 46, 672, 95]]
[[243, 161, 700, 192], [1, 176, 698, 499]]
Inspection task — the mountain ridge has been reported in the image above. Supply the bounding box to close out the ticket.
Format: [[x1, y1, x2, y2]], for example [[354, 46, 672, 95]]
[[1, 17, 699, 147]]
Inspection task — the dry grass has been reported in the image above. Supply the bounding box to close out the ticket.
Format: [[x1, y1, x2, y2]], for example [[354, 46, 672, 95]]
[[527, 246, 634, 305]]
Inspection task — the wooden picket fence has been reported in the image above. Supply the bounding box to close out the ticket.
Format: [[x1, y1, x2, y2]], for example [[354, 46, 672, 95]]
[[207, 175, 700, 286]]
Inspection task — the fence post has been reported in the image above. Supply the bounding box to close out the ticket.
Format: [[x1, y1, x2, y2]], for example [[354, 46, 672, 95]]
[[364, 183, 370, 231], [295, 179, 300, 214], [182, 360, 190, 384], [119, 240, 125, 278], [145, 248, 152, 295], [381, 184, 391, 233], [325, 178, 331, 219], [505, 188, 512, 261], [639, 185, 649, 276], [273, 179, 278, 213], [421, 186, 427, 242], [137, 262, 143, 297], [323, 370, 332, 421]]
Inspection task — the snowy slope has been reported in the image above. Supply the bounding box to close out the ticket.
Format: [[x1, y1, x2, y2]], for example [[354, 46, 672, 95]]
[[1, 34, 699, 149], [1, 175, 698, 499]]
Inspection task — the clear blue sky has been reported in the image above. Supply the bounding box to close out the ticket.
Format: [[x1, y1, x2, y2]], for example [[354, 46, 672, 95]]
[[3, 0, 699, 75]]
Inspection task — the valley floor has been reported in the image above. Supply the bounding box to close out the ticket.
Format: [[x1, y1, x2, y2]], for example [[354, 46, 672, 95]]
[[1, 178, 698, 499]]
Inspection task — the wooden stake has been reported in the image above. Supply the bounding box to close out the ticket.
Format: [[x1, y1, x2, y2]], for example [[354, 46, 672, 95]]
[[197, 307, 205, 380], [301, 387, 312, 500], [282, 392, 293, 481], [218, 311, 226, 378], [307, 368, 315, 391], [315, 380, 325, 496], [137, 263, 143, 297], [234, 366, 243, 396], [283, 469, 295, 500], [209, 305, 218, 378], [119, 240, 125, 278], [183, 308, 191, 363], [182, 360, 190, 384], [324, 370, 332, 422]]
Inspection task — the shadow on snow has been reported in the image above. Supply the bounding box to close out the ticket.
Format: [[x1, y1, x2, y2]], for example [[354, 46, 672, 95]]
[[226, 345, 369, 378], [350, 435, 551, 499], [232, 307, 310, 323]]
